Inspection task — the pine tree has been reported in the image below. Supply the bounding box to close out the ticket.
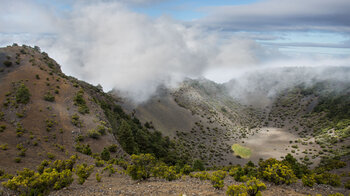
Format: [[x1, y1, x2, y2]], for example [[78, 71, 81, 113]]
[[117, 120, 138, 154]]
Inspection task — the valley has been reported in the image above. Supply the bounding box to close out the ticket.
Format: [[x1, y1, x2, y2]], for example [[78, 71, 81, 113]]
[[0, 45, 349, 195]]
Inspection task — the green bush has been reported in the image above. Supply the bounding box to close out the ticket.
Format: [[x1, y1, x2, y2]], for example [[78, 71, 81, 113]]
[[302, 174, 316, 187], [96, 125, 106, 135], [151, 163, 179, 181], [49, 156, 77, 172], [88, 129, 101, 139], [127, 154, 156, 180], [261, 162, 297, 185], [74, 90, 89, 114], [210, 170, 227, 189], [96, 172, 102, 182], [229, 162, 258, 182], [314, 172, 341, 187], [102, 164, 117, 177], [75, 163, 94, 185], [95, 159, 105, 167], [180, 164, 193, 175], [344, 180, 350, 189], [190, 171, 210, 181], [282, 154, 310, 178], [115, 159, 129, 170], [226, 184, 247, 196], [226, 177, 266, 196], [14, 157, 21, 163], [0, 125, 6, 132], [75, 143, 92, 155], [315, 157, 347, 173], [2, 167, 73, 195], [47, 152, 55, 160], [100, 147, 110, 161], [43, 92, 55, 102], [193, 159, 205, 171], [16, 83, 31, 104], [71, 113, 82, 127], [3, 60, 12, 67], [328, 193, 344, 196], [108, 144, 118, 153]]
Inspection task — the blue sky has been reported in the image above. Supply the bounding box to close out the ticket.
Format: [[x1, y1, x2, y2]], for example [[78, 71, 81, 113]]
[[130, 0, 350, 56], [133, 0, 259, 20]]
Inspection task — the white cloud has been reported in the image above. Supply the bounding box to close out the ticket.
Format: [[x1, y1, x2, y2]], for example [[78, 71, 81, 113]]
[[0, 1, 266, 102], [1, 0, 349, 103]]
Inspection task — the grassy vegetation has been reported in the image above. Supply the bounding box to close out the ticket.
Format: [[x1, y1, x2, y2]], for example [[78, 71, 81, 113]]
[[231, 144, 252, 159]]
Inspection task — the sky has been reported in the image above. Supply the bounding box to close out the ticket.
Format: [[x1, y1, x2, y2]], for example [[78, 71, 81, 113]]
[[1, 0, 350, 102]]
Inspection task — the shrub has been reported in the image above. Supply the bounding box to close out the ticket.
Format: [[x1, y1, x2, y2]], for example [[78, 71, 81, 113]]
[[47, 152, 55, 160], [102, 164, 117, 177], [226, 177, 266, 196], [282, 153, 310, 178], [116, 159, 129, 170], [16, 83, 30, 104], [75, 143, 92, 155], [328, 194, 344, 196], [49, 156, 77, 173], [96, 173, 102, 182], [108, 144, 118, 153], [226, 184, 247, 196], [71, 114, 82, 127], [180, 164, 193, 175], [0, 125, 6, 132], [88, 129, 101, 139], [344, 180, 350, 189], [44, 92, 55, 102], [94, 159, 104, 167], [316, 157, 347, 173], [210, 170, 227, 189], [229, 164, 257, 182], [193, 159, 205, 171], [314, 172, 341, 187], [14, 157, 21, 163], [127, 154, 156, 180], [3, 60, 12, 67], [191, 171, 210, 181], [100, 148, 110, 161], [261, 162, 297, 185], [0, 143, 8, 150], [74, 90, 89, 114], [3, 168, 73, 195], [152, 163, 178, 181], [302, 174, 316, 187], [96, 125, 106, 135], [75, 163, 94, 185]]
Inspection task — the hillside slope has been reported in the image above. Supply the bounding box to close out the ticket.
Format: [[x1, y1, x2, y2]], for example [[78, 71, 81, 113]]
[[0, 45, 129, 174]]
